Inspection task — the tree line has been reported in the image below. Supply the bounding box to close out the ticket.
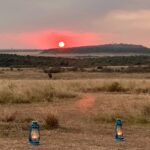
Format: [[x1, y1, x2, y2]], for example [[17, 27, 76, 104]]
[[0, 54, 149, 68]]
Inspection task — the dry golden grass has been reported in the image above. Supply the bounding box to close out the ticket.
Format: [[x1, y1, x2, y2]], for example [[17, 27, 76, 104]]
[[0, 93, 149, 149], [92, 93, 150, 124], [0, 68, 48, 80], [0, 79, 149, 104], [0, 80, 77, 104], [53, 72, 150, 80], [1, 67, 150, 80], [0, 76, 149, 149]]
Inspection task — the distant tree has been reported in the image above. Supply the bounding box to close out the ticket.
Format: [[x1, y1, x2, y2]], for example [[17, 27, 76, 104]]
[[48, 73, 52, 79], [10, 67, 13, 71], [97, 66, 103, 69]]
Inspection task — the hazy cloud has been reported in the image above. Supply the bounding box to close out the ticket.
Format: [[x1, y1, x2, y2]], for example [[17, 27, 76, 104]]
[[0, 0, 150, 48]]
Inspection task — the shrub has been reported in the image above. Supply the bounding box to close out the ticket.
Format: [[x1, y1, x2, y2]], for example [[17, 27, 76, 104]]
[[0, 111, 17, 122], [48, 67, 62, 73], [44, 113, 59, 129], [142, 105, 150, 117], [17, 68, 22, 71], [10, 67, 14, 71], [48, 73, 52, 79], [97, 66, 103, 69], [68, 67, 78, 72], [135, 88, 150, 94], [106, 82, 124, 92], [101, 68, 113, 73]]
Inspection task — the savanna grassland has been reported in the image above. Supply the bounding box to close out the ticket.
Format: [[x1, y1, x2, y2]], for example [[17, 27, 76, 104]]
[[0, 68, 149, 150]]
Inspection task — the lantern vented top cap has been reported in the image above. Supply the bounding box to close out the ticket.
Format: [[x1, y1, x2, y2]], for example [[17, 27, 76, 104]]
[[116, 119, 123, 125], [31, 121, 38, 124], [31, 121, 39, 127]]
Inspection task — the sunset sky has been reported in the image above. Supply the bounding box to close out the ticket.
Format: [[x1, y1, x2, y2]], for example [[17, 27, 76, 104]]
[[0, 0, 150, 49]]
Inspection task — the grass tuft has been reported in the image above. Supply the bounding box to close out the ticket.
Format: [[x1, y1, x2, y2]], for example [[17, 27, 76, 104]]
[[0, 110, 17, 122], [142, 104, 150, 117], [44, 113, 59, 129], [105, 82, 125, 92]]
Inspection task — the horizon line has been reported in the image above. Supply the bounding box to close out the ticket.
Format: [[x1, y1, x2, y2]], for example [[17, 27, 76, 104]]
[[0, 43, 149, 50]]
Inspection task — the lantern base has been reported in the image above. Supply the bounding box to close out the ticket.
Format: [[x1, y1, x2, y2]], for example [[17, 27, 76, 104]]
[[115, 136, 125, 142], [29, 141, 40, 145]]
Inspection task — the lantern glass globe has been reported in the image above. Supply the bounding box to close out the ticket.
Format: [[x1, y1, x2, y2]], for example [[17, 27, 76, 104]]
[[117, 126, 123, 136], [115, 119, 124, 141], [31, 129, 40, 141]]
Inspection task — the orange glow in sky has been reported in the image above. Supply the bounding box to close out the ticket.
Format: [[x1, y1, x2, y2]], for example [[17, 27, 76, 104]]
[[0, 30, 102, 49], [0, 1, 150, 49]]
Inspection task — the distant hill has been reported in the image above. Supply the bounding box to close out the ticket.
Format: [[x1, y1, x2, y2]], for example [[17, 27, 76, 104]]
[[0, 44, 150, 57], [42, 44, 150, 54]]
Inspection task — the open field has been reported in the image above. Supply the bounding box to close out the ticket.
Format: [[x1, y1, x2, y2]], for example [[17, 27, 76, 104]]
[[0, 68, 150, 80], [0, 71, 149, 149], [1, 0, 150, 149], [0, 94, 150, 150]]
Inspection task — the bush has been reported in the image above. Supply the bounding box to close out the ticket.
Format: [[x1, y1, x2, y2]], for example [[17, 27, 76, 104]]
[[0, 111, 17, 122], [97, 66, 103, 69], [68, 67, 78, 72], [48, 73, 52, 79], [106, 82, 124, 92], [10, 67, 14, 71], [101, 68, 113, 73], [48, 67, 62, 73], [142, 105, 150, 117], [17, 68, 22, 71], [43, 67, 62, 74], [44, 113, 59, 129]]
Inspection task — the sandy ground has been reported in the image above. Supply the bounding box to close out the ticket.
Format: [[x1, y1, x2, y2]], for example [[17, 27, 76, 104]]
[[0, 93, 149, 150], [0, 125, 149, 150]]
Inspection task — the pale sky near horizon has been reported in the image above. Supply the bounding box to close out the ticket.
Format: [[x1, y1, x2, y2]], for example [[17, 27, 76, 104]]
[[0, 0, 150, 49]]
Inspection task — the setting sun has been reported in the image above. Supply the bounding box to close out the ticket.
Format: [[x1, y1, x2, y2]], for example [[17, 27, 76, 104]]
[[58, 41, 65, 48]]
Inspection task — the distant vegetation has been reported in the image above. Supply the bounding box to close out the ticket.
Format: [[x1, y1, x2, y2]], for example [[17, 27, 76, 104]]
[[0, 44, 150, 73], [0, 54, 150, 68]]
